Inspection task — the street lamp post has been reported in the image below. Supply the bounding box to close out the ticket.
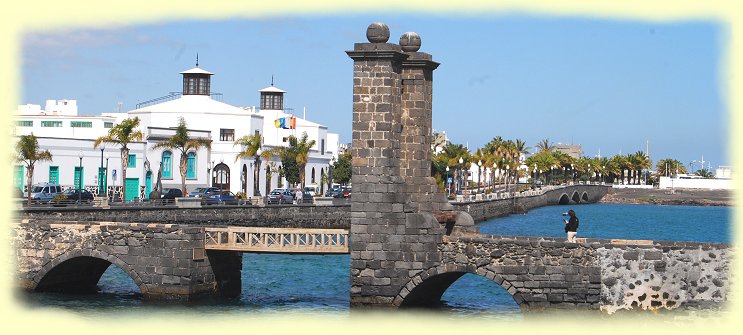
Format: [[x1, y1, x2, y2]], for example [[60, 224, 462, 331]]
[[78, 151, 84, 203], [104, 154, 109, 198], [99, 148, 104, 196], [602, 165, 606, 184], [571, 164, 575, 184], [445, 166, 450, 196], [477, 160, 482, 194], [458, 157, 464, 195], [506, 165, 511, 194]]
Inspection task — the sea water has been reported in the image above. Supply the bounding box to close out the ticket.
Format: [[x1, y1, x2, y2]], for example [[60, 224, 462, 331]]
[[19, 204, 731, 318]]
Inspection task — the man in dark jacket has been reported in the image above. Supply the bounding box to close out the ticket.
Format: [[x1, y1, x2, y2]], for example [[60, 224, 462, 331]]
[[563, 209, 579, 242]]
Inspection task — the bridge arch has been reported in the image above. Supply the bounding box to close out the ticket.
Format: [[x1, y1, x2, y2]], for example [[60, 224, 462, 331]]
[[572, 191, 581, 203], [582, 192, 589, 202], [558, 193, 570, 205], [32, 249, 146, 295], [395, 264, 524, 309]]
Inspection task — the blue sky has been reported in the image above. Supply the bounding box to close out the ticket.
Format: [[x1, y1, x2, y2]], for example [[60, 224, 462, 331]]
[[20, 14, 727, 169]]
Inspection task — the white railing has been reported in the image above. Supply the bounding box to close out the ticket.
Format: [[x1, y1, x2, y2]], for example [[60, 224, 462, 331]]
[[204, 227, 349, 254], [452, 183, 605, 203]]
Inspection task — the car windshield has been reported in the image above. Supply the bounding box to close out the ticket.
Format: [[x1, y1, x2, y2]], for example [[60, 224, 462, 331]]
[[270, 191, 282, 195], [193, 188, 207, 193], [31, 186, 44, 193]]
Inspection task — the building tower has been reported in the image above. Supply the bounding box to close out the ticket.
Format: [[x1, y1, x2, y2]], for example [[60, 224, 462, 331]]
[[180, 57, 213, 96]]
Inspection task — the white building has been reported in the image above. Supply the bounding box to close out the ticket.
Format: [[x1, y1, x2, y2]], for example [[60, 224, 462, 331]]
[[13, 65, 340, 201]]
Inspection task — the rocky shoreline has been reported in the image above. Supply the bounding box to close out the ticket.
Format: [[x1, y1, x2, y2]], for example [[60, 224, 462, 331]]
[[598, 188, 733, 207]]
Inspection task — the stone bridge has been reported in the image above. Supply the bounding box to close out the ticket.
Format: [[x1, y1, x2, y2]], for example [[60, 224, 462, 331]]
[[11, 22, 731, 313], [344, 22, 730, 312]]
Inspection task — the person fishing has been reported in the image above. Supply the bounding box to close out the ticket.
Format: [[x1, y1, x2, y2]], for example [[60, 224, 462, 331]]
[[563, 209, 579, 242]]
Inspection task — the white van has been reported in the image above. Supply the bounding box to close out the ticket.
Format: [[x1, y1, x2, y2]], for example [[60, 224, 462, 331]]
[[26, 183, 62, 201]]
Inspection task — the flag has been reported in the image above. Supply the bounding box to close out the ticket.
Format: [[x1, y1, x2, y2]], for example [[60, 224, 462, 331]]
[[274, 116, 297, 129]]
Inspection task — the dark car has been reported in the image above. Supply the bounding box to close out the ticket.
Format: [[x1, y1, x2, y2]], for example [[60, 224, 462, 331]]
[[61, 189, 95, 202], [188, 187, 220, 198], [267, 188, 294, 204], [161, 188, 183, 199], [333, 186, 351, 198], [204, 191, 238, 205], [325, 185, 343, 198]]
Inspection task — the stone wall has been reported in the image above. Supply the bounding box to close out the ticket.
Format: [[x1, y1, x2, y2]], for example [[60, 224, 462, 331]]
[[14, 220, 241, 300], [17, 205, 351, 228], [598, 242, 730, 313], [453, 185, 609, 222], [398, 234, 731, 312], [16, 185, 607, 229]]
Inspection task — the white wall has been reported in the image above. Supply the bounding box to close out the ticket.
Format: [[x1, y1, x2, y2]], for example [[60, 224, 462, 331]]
[[658, 176, 732, 190], [13, 136, 146, 190]]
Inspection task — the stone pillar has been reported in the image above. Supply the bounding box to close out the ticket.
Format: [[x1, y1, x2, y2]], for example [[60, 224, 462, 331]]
[[346, 22, 409, 306], [346, 23, 447, 307], [398, 32, 450, 214]]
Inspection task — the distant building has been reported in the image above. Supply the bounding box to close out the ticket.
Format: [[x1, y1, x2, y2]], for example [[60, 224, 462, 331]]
[[715, 166, 733, 179], [432, 129, 448, 154], [13, 64, 340, 200], [554, 143, 583, 159]]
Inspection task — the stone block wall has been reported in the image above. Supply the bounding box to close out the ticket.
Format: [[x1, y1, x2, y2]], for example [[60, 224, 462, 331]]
[[453, 185, 610, 222], [346, 25, 452, 306], [14, 220, 241, 301], [17, 205, 351, 228], [398, 234, 730, 312]]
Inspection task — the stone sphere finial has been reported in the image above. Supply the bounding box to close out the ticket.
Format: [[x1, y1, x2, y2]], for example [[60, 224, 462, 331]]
[[366, 22, 390, 43], [399, 32, 421, 52]]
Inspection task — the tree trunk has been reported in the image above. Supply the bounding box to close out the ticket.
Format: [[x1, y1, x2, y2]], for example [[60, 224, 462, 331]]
[[180, 153, 188, 195], [121, 148, 128, 202], [26, 165, 33, 206], [299, 165, 306, 189], [254, 157, 261, 196]]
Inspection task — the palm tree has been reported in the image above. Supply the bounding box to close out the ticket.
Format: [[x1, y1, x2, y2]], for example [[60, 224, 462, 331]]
[[655, 158, 687, 177], [628, 151, 650, 184], [610, 154, 629, 185], [535, 138, 555, 153], [442, 143, 470, 194], [290, 132, 317, 188], [695, 168, 714, 178], [94, 117, 143, 202], [471, 148, 486, 193], [234, 133, 272, 196], [16, 134, 53, 206], [151, 117, 212, 196]]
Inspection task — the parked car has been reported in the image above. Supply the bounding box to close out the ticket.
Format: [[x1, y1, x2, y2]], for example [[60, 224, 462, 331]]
[[267, 188, 294, 204], [325, 185, 342, 197], [61, 189, 95, 202], [25, 183, 62, 202], [298, 191, 314, 204], [303, 185, 319, 197], [161, 188, 183, 199], [204, 191, 238, 205], [333, 186, 352, 198], [188, 187, 220, 198]]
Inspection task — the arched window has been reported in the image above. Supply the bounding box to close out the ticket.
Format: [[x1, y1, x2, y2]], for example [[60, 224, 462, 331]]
[[186, 152, 196, 179], [162, 151, 172, 179], [311, 167, 316, 184], [212, 163, 230, 191]]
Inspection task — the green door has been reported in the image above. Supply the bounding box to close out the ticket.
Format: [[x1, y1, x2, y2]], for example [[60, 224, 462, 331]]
[[49, 166, 59, 184], [145, 172, 152, 199], [14, 165, 24, 192], [125, 178, 139, 202], [74, 167, 84, 190]]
